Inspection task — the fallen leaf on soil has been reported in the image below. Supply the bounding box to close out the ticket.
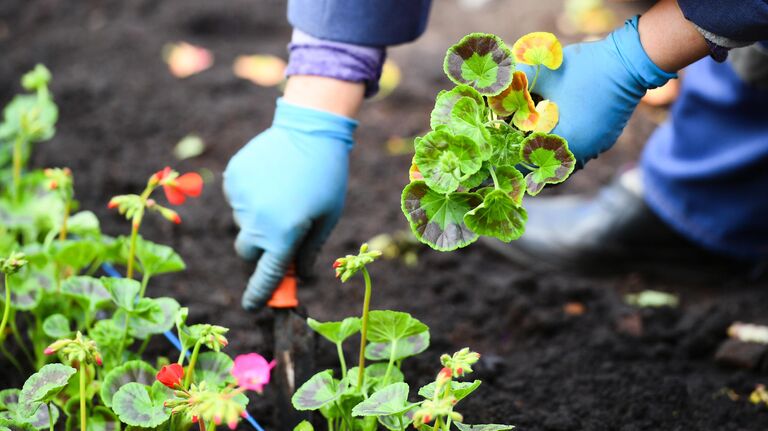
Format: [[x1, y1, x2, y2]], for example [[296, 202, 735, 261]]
[[715, 338, 768, 370], [563, 302, 585, 316], [163, 42, 213, 78], [374, 60, 401, 100], [386, 136, 416, 155], [624, 290, 679, 308], [173, 134, 205, 160], [728, 322, 768, 344], [233, 54, 286, 87]]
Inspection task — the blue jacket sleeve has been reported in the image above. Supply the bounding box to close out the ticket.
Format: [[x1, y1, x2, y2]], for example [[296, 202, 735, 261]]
[[287, 0, 432, 47], [677, 0, 768, 42]]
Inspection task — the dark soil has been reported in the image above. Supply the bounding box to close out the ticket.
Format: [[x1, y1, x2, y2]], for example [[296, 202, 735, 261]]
[[2, 0, 768, 430]]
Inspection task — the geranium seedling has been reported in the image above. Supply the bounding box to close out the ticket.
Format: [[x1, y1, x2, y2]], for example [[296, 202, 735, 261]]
[[403, 31, 575, 251]]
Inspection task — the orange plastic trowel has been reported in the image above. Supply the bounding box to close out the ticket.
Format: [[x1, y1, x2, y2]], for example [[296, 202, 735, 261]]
[[268, 270, 315, 431]]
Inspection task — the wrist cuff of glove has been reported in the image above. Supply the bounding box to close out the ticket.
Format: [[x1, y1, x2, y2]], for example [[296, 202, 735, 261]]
[[285, 29, 387, 98], [611, 16, 678, 89], [273, 98, 358, 149]]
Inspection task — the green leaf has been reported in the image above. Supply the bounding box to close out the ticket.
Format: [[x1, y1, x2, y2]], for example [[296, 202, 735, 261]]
[[291, 370, 346, 411], [111, 383, 168, 428], [401, 181, 481, 251], [134, 237, 185, 277], [454, 424, 514, 431], [293, 420, 314, 431], [488, 127, 524, 167], [114, 297, 179, 340], [101, 277, 140, 311], [43, 313, 73, 340], [8, 277, 41, 311], [352, 383, 412, 417], [307, 317, 361, 345], [444, 33, 514, 96], [18, 364, 76, 412], [366, 311, 428, 344], [347, 364, 405, 396], [0, 388, 60, 431], [365, 331, 430, 361], [418, 380, 482, 402], [66, 212, 100, 238], [0, 390, 19, 411], [378, 408, 417, 431], [494, 167, 525, 205], [0, 417, 39, 431], [520, 133, 575, 196], [61, 276, 111, 313], [464, 189, 527, 242], [194, 351, 235, 389], [430, 86, 485, 130], [433, 98, 492, 159], [1, 94, 58, 144], [91, 319, 125, 368], [460, 162, 490, 190], [53, 240, 100, 272], [414, 131, 482, 194], [100, 361, 156, 409]]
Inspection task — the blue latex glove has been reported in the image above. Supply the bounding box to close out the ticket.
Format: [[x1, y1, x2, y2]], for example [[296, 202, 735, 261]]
[[519, 16, 677, 166], [223, 99, 357, 310]]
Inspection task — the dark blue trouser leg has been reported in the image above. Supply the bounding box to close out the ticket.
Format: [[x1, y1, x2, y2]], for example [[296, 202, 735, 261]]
[[641, 53, 768, 260]]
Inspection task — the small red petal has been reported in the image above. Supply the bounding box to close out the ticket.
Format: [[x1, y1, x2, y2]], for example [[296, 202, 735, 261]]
[[164, 184, 187, 205], [175, 173, 203, 198], [172, 213, 182, 224], [107, 200, 118, 209], [228, 420, 238, 430], [44, 347, 54, 355], [332, 260, 342, 269], [192, 416, 199, 424]]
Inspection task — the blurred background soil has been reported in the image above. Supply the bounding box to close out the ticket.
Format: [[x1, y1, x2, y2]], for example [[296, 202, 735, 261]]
[[1, 0, 768, 429]]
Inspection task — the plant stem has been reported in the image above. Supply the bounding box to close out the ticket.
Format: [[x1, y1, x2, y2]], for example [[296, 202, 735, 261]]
[[489, 166, 500, 190], [79, 363, 87, 431], [184, 340, 203, 388], [0, 274, 12, 344], [529, 64, 541, 94], [398, 415, 405, 431], [9, 313, 34, 367], [336, 342, 347, 379], [137, 336, 151, 356], [126, 220, 140, 279], [139, 272, 151, 299], [356, 267, 373, 391], [199, 419, 207, 431], [12, 136, 23, 198], [0, 342, 23, 373], [327, 417, 334, 431], [445, 416, 453, 431], [116, 314, 130, 362], [59, 197, 71, 241], [382, 339, 398, 386], [48, 403, 54, 431]]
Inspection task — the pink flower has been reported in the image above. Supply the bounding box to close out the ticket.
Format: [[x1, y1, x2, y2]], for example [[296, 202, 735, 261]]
[[231, 353, 276, 393]]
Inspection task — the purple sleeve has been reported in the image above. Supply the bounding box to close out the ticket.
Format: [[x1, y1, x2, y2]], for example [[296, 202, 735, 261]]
[[284, 29, 386, 98]]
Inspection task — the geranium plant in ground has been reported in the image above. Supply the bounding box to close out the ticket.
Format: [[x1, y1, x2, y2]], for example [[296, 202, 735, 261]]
[[402, 31, 576, 251], [0, 65, 272, 431], [291, 244, 514, 431]]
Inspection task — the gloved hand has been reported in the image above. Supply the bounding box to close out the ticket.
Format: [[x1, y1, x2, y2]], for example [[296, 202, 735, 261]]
[[223, 98, 357, 310], [519, 16, 677, 166]]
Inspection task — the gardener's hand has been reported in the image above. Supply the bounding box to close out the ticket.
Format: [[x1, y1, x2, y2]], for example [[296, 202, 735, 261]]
[[224, 77, 362, 310], [519, 15, 685, 166]]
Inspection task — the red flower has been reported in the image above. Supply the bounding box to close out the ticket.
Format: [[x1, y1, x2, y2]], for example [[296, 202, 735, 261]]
[[153, 166, 203, 205], [156, 363, 184, 389]]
